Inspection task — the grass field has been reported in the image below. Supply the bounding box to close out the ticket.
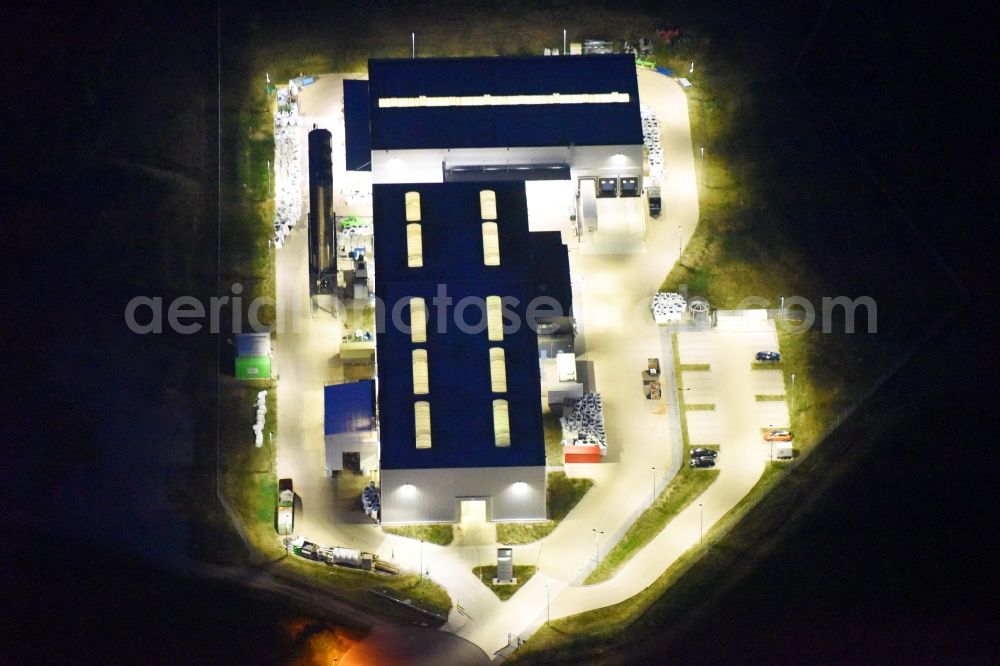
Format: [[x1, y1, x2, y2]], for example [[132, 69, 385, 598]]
[[585, 457, 719, 584], [472, 566, 538, 601], [496, 472, 594, 545], [383, 524, 454, 547]]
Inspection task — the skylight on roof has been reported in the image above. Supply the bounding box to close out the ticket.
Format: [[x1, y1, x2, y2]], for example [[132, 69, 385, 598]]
[[486, 296, 504, 341], [493, 399, 511, 447], [410, 297, 427, 343], [482, 222, 500, 266], [406, 223, 423, 268], [412, 349, 429, 395], [405, 191, 421, 222], [489, 347, 507, 393], [415, 401, 432, 449], [479, 189, 497, 220]]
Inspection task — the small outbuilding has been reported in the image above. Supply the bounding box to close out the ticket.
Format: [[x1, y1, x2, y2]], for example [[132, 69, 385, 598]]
[[324, 380, 377, 475], [235, 333, 272, 379]]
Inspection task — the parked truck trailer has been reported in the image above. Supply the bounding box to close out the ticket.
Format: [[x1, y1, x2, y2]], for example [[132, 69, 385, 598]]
[[277, 478, 294, 536]]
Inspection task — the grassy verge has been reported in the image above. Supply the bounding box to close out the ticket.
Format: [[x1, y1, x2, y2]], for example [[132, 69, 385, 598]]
[[383, 524, 454, 547], [512, 464, 786, 663], [685, 403, 715, 411], [585, 458, 720, 584], [543, 411, 564, 466], [219, 379, 283, 558], [280, 556, 452, 621], [755, 394, 785, 401], [679, 363, 711, 371], [752, 361, 784, 371], [671, 334, 691, 450], [472, 566, 537, 601], [496, 472, 594, 545], [217, 380, 454, 622]]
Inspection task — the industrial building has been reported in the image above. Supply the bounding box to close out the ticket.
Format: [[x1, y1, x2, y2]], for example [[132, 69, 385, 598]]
[[345, 54, 646, 242], [374, 182, 564, 524], [324, 380, 377, 476], [234, 332, 271, 379], [334, 54, 642, 524]]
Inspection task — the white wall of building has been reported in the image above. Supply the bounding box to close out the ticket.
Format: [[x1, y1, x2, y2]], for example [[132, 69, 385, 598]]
[[325, 431, 378, 474], [371, 144, 643, 185], [380, 465, 547, 524]]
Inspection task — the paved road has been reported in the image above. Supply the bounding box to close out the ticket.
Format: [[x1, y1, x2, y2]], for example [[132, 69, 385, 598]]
[[269, 70, 789, 659]]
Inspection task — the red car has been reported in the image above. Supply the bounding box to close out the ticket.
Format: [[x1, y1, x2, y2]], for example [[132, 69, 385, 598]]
[[763, 429, 794, 442]]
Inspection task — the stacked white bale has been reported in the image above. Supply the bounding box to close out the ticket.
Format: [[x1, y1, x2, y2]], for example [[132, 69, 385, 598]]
[[561, 392, 607, 454], [640, 105, 664, 182], [253, 390, 268, 447], [272, 87, 302, 248], [652, 292, 687, 324]]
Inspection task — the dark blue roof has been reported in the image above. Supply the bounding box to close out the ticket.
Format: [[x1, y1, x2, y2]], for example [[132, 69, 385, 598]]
[[343, 80, 372, 171], [367, 55, 642, 150], [529, 232, 572, 316], [374, 182, 546, 470], [324, 381, 375, 435], [374, 183, 533, 285]]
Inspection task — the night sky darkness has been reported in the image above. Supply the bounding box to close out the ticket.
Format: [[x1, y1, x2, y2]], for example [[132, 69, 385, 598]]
[[2, 1, 996, 663]]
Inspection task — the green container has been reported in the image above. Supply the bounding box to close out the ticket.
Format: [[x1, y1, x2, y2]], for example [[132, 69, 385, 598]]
[[236, 355, 271, 379]]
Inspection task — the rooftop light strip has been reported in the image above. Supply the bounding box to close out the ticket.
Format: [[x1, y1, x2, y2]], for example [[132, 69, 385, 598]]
[[378, 92, 630, 108]]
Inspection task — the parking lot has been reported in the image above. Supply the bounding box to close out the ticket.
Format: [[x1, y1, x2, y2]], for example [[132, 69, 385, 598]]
[[677, 312, 793, 463]]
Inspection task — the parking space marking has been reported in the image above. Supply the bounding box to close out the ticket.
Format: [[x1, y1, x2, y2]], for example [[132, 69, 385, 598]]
[[750, 369, 785, 396], [754, 401, 791, 428], [686, 410, 723, 445], [681, 371, 715, 404], [677, 332, 712, 364]]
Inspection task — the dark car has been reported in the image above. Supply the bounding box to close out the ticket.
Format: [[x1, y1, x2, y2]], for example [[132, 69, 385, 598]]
[[690, 448, 718, 458], [689, 457, 716, 468], [755, 351, 781, 362]]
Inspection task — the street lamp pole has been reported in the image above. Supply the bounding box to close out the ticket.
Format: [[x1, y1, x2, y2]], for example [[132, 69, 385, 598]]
[[411, 32, 416, 58], [791, 373, 796, 410], [592, 528, 604, 563], [563, 29, 567, 55], [699, 503, 704, 543], [651, 466, 656, 507], [546, 584, 550, 625], [770, 423, 774, 463], [420, 539, 424, 579]]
